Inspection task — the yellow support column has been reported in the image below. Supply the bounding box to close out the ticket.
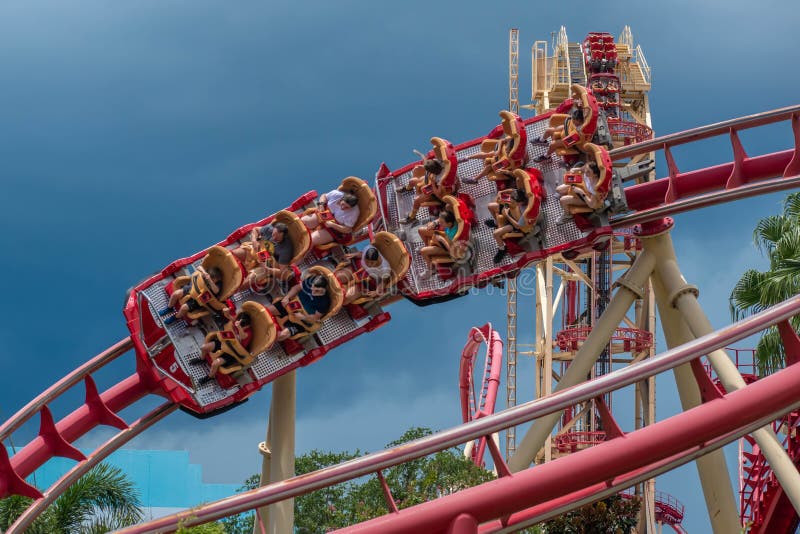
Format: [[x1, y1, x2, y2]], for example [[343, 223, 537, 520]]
[[254, 371, 296, 534], [642, 224, 800, 520]]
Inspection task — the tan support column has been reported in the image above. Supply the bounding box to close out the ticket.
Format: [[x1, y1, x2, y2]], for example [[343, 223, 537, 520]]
[[254, 371, 296, 534], [543, 256, 554, 462], [644, 228, 800, 517], [254, 412, 272, 534], [650, 273, 740, 533], [508, 249, 656, 472]]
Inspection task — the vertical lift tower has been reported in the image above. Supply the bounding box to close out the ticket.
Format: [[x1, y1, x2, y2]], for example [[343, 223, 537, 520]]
[[504, 26, 689, 533]]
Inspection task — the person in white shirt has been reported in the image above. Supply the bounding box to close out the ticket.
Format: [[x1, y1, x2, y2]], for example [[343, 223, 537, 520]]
[[302, 189, 361, 246], [361, 246, 391, 280]]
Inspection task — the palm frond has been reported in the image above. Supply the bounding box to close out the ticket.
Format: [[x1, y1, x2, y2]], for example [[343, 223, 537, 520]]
[[729, 269, 768, 320], [49, 463, 142, 533], [753, 215, 789, 254], [773, 229, 800, 266], [783, 192, 800, 221], [756, 327, 787, 376]]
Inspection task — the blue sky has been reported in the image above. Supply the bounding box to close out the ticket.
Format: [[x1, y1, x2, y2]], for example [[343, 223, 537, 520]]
[[2, 1, 799, 531]]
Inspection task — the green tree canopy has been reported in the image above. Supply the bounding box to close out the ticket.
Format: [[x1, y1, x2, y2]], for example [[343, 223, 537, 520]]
[[221, 427, 638, 533], [294, 427, 495, 532], [730, 192, 800, 373], [0, 462, 143, 534]]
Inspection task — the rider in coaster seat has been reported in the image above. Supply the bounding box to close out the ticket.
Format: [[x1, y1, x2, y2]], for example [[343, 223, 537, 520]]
[[302, 177, 377, 250], [235, 210, 310, 294], [555, 143, 612, 222], [400, 137, 458, 224], [462, 110, 527, 185], [485, 168, 545, 263], [160, 246, 243, 324], [266, 265, 344, 341], [191, 301, 277, 386], [418, 195, 473, 279], [533, 84, 598, 163], [334, 231, 411, 306]]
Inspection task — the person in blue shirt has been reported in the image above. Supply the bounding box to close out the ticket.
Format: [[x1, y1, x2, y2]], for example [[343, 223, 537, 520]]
[[266, 274, 332, 340], [418, 210, 463, 279]]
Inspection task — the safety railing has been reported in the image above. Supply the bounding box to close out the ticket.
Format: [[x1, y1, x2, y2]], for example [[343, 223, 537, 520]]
[[556, 326, 653, 353], [702, 348, 758, 382], [554, 430, 606, 453], [607, 118, 654, 145], [654, 490, 685, 523], [633, 44, 651, 86]]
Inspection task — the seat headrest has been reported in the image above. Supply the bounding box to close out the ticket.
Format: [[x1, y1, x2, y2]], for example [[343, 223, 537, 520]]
[[240, 301, 277, 355], [338, 176, 377, 233], [304, 265, 344, 320], [202, 246, 243, 300], [499, 111, 520, 136], [372, 231, 411, 286], [274, 210, 310, 265]]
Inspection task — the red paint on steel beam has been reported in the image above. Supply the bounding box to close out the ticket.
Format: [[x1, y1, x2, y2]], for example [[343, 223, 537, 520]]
[[689, 359, 724, 401], [0, 445, 41, 500], [784, 114, 800, 178], [610, 105, 800, 160], [484, 433, 512, 479], [594, 397, 624, 440], [84, 376, 128, 431], [10, 373, 155, 478], [725, 128, 749, 190], [459, 325, 504, 466], [447, 513, 478, 534], [663, 145, 680, 203], [337, 364, 800, 533], [36, 406, 85, 463], [0, 338, 133, 442], [755, 486, 799, 534], [623, 150, 793, 212], [778, 320, 800, 366], [377, 470, 399, 514]]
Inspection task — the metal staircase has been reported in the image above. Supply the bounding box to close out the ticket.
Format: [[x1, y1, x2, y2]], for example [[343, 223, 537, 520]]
[[568, 43, 587, 86]]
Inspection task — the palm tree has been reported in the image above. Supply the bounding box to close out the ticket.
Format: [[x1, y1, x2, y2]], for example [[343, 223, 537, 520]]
[[0, 462, 143, 533], [730, 192, 800, 374]]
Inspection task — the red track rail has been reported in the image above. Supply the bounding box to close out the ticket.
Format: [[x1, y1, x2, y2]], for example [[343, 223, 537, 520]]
[[115, 296, 800, 533], [459, 324, 503, 467], [610, 105, 800, 228]]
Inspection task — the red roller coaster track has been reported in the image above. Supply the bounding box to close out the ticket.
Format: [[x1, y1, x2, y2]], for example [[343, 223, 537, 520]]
[[115, 296, 800, 533], [459, 324, 503, 467], [2, 105, 800, 533]]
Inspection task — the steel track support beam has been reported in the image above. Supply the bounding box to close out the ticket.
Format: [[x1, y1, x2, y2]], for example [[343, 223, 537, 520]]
[[508, 249, 656, 472], [650, 272, 740, 533], [642, 224, 800, 520], [254, 371, 296, 534]]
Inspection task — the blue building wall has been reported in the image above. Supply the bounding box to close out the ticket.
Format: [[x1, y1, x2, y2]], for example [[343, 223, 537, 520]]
[[11, 448, 241, 509]]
